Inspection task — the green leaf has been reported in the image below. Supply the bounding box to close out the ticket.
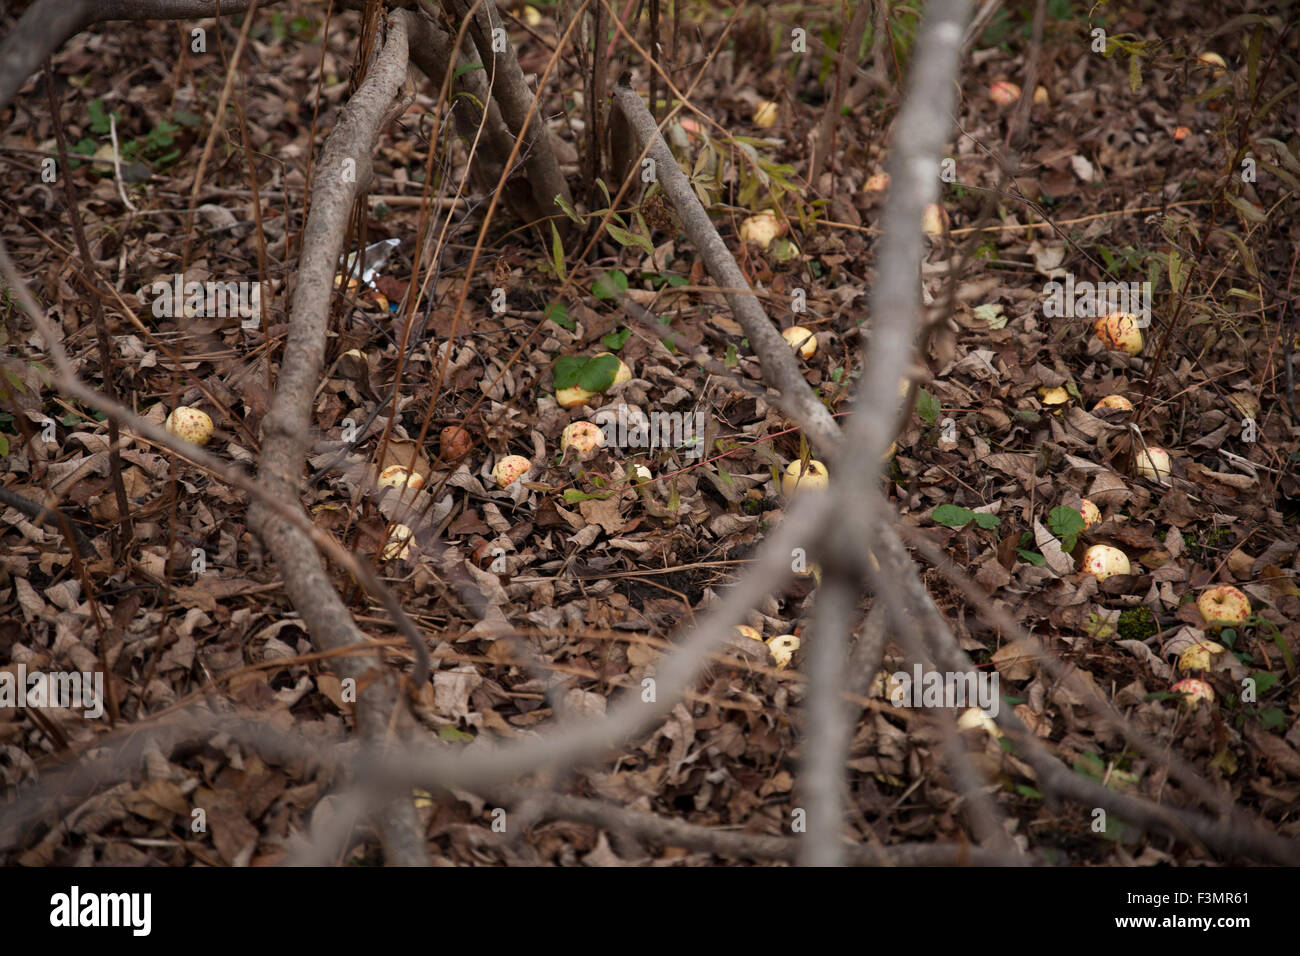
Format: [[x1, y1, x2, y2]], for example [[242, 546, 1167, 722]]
[[724, 343, 738, 367], [592, 270, 629, 300], [545, 302, 573, 330], [916, 388, 939, 426], [931, 504, 975, 528], [562, 488, 614, 503], [0, 433, 8, 456], [553, 354, 620, 392], [1017, 549, 1046, 566], [1251, 671, 1280, 694], [438, 725, 475, 743], [453, 61, 486, 79], [550, 222, 566, 281], [601, 327, 631, 351], [554, 192, 584, 225], [973, 512, 1002, 530], [1048, 505, 1085, 541]]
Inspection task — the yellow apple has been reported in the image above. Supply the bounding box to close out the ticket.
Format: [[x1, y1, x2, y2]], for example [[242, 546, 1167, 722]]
[[1092, 394, 1133, 413], [377, 465, 424, 491], [165, 406, 214, 446], [781, 458, 829, 497], [782, 325, 817, 359], [1171, 677, 1215, 708], [989, 80, 1021, 105], [1135, 446, 1172, 481], [1079, 498, 1101, 529], [1082, 544, 1130, 581], [1196, 585, 1251, 627]]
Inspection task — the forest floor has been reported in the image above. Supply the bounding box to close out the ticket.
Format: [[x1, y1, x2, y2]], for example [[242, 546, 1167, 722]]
[[1, 1, 1298, 865]]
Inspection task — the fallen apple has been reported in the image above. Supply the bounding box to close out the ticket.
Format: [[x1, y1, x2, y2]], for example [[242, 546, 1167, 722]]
[[863, 172, 890, 192], [592, 352, 633, 387], [1093, 311, 1144, 355], [1170, 677, 1215, 708], [781, 458, 829, 497], [734, 625, 762, 642], [766, 633, 800, 669], [1091, 394, 1134, 413], [1197, 51, 1227, 73], [1178, 640, 1225, 672], [740, 211, 781, 249], [1196, 585, 1251, 627], [1033, 85, 1049, 105], [1081, 544, 1130, 581], [492, 454, 532, 488], [921, 202, 949, 235], [782, 325, 817, 359], [630, 463, 652, 482], [381, 523, 413, 561], [989, 80, 1021, 105], [440, 425, 472, 461], [1079, 498, 1101, 530], [1173, 125, 1191, 141], [165, 406, 214, 446], [1039, 385, 1070, 406], [752, 100, 779, 128], [561, 421, 604, 455], [1135, 446, 1172, 481], [378, 465, 423, 491], [556, 385, 597, 409]]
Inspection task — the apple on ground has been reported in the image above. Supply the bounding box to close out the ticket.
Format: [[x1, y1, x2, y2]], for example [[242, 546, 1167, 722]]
[[1170, 677, 1215, 708], [1135, 446, 1172, 481], [752, 100, 779, 128], [734, 625, 762, 642], [381, 523, 413, 561], [921, 203, 949, 235], [989, 80, 1021, 105], [1078, 498, 1101, 530], [378, 465, 423, 490], [1039, 385, 1069, 406], [781, 458, 829, 497], [740, 211, 780, 248], [1081, 544, 1130, 581], [1178, 640, 1225, 672], [492, 454, 532, 489], [863, 172, 890, 192], [1092, 394, 1133, 413], [1196, 585, 1251, 627], [165, 406, 214, 446], [782, 325, 817, 359], [440, 425, 472, 460], [1093, 311, 1144, 355], [767, 634, 800, 669], [561, 421, 604, 455]]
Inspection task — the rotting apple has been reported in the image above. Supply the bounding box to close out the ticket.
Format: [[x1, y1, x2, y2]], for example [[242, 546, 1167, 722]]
[[492, 454, 532, 489], [1093, 311, 1144, 355], [592, 352, 633, 387], [1079, 498, 1101, 530], [1196, 585, 1251, 628], [378, 465, 423, 491], [734, 625, 762, 642], [440, 425, 472, 461], [561, 421, 604, 455], [1081, 544, 1130, 581], [739, 211, 780, 248], [782, 325, 817, 359], [1091, 394, 1134, 413], [766, 634, 800, 670]]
